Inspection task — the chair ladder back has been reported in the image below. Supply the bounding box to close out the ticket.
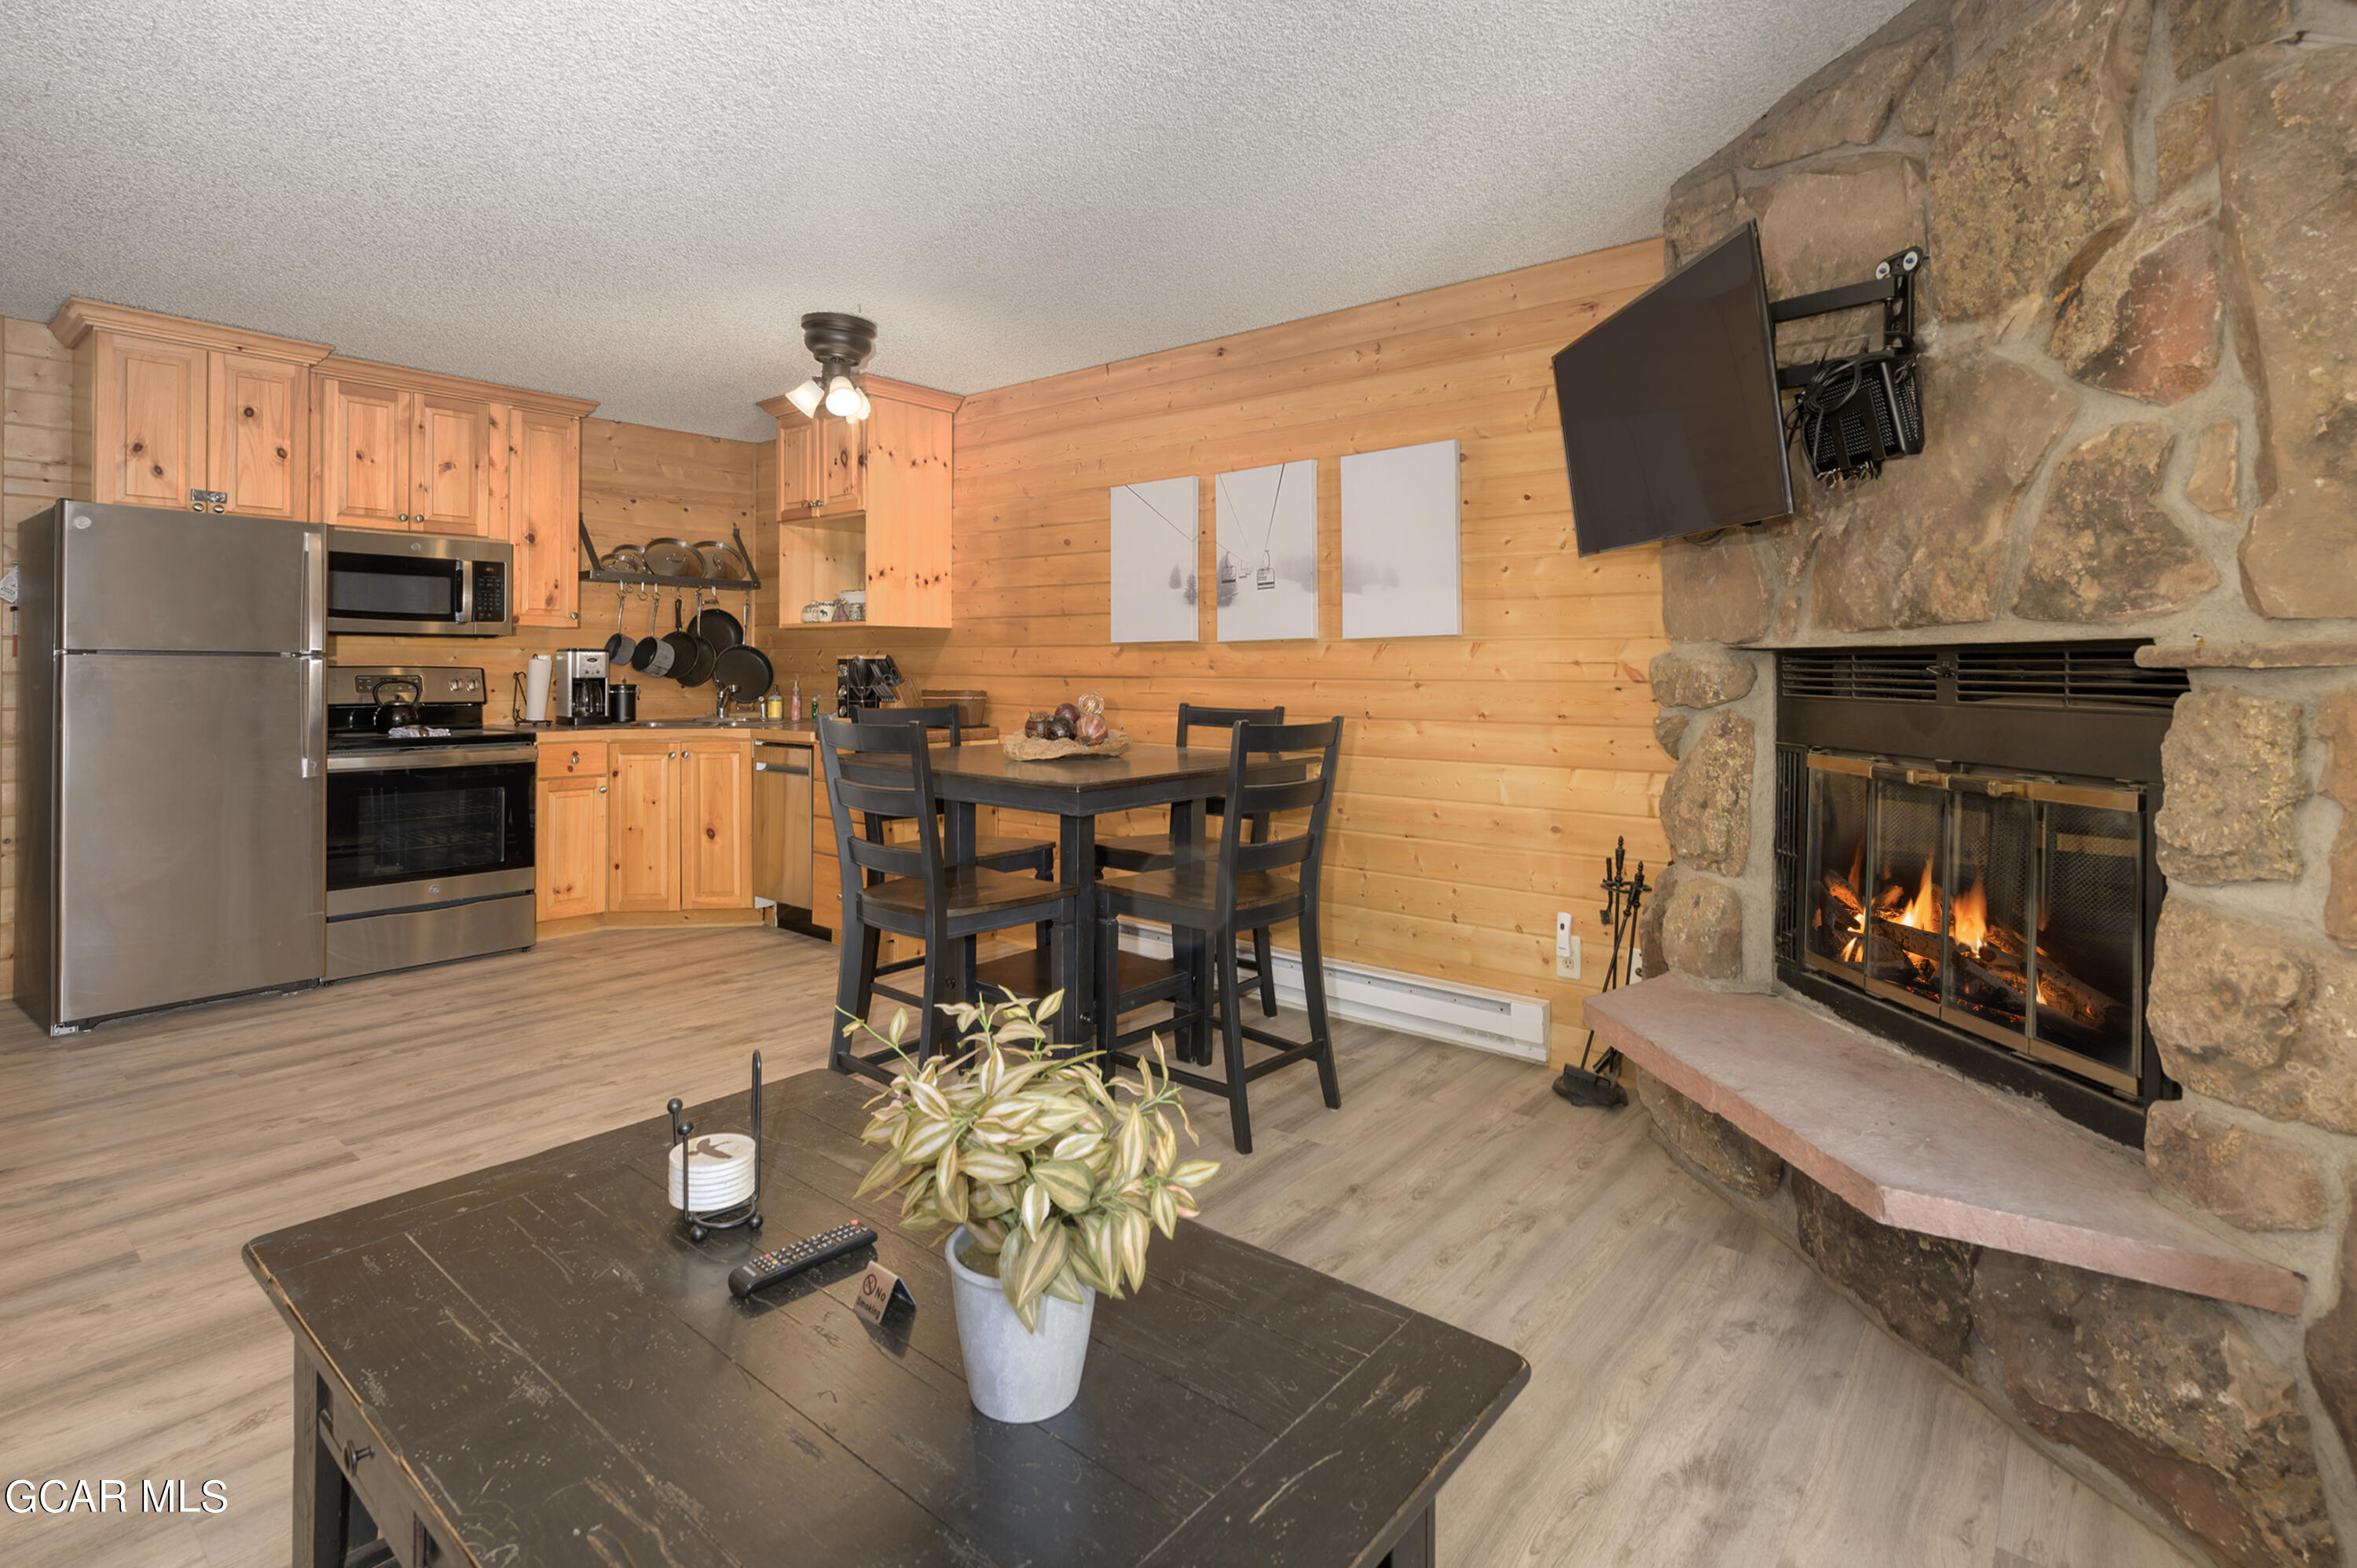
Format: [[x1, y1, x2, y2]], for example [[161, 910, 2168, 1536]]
[[815, 715, 946, 890], [867, 703, 965, 746], [1214, 717, 1343, 897], [1177, 702, 1281, 749]]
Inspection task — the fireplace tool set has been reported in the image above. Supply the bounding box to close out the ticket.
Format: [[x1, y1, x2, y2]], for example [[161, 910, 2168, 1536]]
[[1554, 837, 1650, 1110], [667, 1052, 765, 1242]]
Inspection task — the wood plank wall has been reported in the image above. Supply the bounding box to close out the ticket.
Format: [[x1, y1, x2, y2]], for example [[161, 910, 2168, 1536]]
[[752, 240, 1673, 1061]]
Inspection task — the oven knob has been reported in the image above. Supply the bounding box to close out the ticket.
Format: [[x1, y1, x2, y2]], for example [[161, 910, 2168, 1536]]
[[427, 884, 442, 897]]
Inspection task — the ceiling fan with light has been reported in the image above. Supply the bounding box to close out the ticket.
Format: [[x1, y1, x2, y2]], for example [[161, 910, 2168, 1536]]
[[781, 311, 878, 422]]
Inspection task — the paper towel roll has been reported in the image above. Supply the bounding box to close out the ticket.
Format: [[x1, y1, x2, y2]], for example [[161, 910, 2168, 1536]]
[[524, 654, 552, 723]]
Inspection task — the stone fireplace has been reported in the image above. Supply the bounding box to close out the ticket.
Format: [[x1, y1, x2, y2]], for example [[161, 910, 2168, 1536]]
[[1608, 0, 2357, 1563], [1774, 640, 2184, 1140]]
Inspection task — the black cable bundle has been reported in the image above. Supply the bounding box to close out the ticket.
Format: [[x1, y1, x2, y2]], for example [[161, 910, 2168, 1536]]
[[1785, 348, 1923, 485]]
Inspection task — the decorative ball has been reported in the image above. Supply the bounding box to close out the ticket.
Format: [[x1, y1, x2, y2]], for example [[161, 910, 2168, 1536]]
[[1024, 711, 1050, 738], [1077, 691, 1105, 716], [1054, 702, 1081, 725], [1076, 711, 1109, 745], [1044, 714, 1076, 742]]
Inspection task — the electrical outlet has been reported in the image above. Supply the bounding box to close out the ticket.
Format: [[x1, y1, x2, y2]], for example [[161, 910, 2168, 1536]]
[[1556, 913, 1580, 980]]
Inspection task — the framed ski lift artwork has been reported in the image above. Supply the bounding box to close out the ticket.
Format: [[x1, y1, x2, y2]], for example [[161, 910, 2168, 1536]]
[[1213, 459, 1317, 643]]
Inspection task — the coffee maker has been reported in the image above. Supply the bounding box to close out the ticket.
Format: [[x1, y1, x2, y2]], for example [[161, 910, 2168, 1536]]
[[553, 650, 610, 724]]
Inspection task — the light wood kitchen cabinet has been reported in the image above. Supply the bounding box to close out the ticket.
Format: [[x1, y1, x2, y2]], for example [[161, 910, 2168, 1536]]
[[608, 742, 681, 912], [50, 300, 331, 518], [313, 354, 596, 550], [315, 373, 411, 528], [600, 739, 753, 915], [314, 372, 497, 534], [536, 774, 609, 921], [758, 376, 958, 628], [679, 742, 754, 908], [772, 417, 819, 518], [407, 391, 498, 533], [506, 406, 582, 627], [207, 351, 310, 521]]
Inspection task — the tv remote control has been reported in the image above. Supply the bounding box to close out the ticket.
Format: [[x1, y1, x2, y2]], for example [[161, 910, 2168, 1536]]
[[728, 1222, 879, 1299]]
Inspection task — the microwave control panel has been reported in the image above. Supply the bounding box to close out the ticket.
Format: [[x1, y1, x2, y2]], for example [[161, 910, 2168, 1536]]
[[471, 561, 507, 623]]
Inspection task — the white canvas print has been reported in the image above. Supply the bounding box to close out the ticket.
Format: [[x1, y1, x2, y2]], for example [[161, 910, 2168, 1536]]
[[1109, 475, 1200, 643], [1340, 439, 1461, 639], [1214, 460, 1318, 643]]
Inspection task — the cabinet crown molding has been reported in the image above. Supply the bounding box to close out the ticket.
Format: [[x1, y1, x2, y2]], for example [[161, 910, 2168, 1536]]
[[317, 354, 601, 419], [49, 298, 335, 365], [758, 373, 962, 423]]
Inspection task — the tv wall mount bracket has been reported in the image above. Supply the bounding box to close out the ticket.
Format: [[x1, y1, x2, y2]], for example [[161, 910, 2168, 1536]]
[[1769, 246, 1926, 484]]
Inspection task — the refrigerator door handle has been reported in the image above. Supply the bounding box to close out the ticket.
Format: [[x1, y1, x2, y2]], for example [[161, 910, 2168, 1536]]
[[302, 657, 324, 779], [302, 528, 328, 654]]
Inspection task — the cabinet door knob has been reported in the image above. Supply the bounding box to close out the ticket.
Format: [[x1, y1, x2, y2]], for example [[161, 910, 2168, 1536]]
[[343, 1442, 372, 1469], [598, 785, 607, 793]]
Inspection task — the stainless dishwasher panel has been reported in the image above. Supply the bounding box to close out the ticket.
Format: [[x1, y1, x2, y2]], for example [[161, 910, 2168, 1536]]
[[753, 742, 812, 909]]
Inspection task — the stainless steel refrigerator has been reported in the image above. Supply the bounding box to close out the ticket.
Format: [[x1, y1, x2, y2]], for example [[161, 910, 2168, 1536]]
[[16, 501, 326, 1032]]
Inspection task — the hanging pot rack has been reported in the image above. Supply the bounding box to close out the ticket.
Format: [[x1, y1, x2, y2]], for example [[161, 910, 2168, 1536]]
[[576, 518, 764, 591]]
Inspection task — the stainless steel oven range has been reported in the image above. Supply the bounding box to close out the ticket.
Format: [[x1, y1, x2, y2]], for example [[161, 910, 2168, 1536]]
[[325, 665, 535, 980]]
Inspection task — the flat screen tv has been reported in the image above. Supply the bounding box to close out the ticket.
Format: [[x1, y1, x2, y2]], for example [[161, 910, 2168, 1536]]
[[1554, 222, 1791, 556]]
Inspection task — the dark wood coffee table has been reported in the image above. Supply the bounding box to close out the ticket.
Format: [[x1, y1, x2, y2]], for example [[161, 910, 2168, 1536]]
[[245, 1067, 1527, 1567]]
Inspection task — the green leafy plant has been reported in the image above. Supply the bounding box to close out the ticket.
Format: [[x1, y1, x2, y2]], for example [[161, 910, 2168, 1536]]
[[847, 993, 1219, 1330]]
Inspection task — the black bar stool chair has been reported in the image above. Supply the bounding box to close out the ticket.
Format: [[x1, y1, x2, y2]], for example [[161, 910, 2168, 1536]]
[[1095, 702, 1285, 1017], [856, 704, 1057, 874], [818, 714, 1084, 1082], [854, 704, 1057, 1007], [1093, 717, 1343, 1154]]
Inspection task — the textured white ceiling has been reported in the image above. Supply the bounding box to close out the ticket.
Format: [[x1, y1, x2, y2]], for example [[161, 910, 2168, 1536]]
[[0, 0, 1906, 438]]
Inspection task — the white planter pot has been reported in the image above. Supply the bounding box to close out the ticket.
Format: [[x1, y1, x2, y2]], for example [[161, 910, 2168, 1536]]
[[944, 1225, 1096, 1423]]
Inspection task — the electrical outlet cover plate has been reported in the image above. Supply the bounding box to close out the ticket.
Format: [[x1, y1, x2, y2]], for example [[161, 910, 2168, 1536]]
[[1555, 914, 1580, 980]]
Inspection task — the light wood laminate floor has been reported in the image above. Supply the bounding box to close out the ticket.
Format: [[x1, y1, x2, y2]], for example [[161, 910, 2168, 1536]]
[[0, 929, 2190, 1567]]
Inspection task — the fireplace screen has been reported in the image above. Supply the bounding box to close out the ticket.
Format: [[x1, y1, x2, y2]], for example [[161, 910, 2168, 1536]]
[[1802, 753, 2146, 1095]]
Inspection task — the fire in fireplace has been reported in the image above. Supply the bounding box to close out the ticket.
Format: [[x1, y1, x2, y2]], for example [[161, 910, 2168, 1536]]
[[1773, 643, 2187, 1142]]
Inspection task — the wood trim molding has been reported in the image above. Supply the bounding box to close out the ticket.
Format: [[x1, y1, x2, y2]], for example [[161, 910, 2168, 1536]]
[[535, 908, 766, 940], [757, 372, 963, 424], [316, 354, 601, 418], [49, 298, 335, 365]]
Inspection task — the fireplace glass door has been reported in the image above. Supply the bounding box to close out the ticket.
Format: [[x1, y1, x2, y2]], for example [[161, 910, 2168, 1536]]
[[1802, 753, 2146, 1095]]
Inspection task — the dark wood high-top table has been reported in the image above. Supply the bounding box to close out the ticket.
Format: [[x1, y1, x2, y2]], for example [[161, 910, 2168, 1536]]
[[836, 742, 1307, 1046], [245, 1068, 1527, 1568]]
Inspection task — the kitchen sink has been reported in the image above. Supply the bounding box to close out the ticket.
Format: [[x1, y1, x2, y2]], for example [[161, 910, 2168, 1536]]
[[621, 716, 764, 728]]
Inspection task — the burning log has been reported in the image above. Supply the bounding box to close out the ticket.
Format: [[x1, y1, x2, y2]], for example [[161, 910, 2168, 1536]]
[[1824, 870, 1865, 919], [1979, 924, 2124, 1029]]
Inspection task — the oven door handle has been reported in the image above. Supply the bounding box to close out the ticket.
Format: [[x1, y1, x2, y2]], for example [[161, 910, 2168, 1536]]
[[328, 745, 538, 773]]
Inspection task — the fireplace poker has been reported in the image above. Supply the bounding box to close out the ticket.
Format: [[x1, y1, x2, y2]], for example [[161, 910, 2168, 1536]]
[[1553, 837, 1649, 1110]]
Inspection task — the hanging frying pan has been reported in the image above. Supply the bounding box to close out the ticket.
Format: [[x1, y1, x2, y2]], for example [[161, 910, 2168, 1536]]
[[676, 625, 718, 687], [713, 642, 774, 705], [662, 596, 708, 686], [602, 588, 636, 664], [694, 592, 745, 652]]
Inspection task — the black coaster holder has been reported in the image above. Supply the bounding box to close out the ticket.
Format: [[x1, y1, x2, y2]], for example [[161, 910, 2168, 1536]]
[[669, 1051, 766, 1242]]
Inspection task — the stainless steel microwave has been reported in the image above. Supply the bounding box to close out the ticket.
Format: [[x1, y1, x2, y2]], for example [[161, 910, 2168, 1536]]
[[324, 527, 513, 637]]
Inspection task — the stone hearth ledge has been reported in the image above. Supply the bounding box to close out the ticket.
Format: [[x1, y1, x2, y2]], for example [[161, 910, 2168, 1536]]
[[1585, 976, 2305, 1315]]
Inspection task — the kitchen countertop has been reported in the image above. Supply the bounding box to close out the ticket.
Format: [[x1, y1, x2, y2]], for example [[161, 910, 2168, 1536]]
[[530, 720, 995, 746]]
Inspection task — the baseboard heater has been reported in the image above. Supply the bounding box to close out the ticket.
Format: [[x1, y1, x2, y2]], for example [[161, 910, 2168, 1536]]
[[1115, 918, 1550, 1062]]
